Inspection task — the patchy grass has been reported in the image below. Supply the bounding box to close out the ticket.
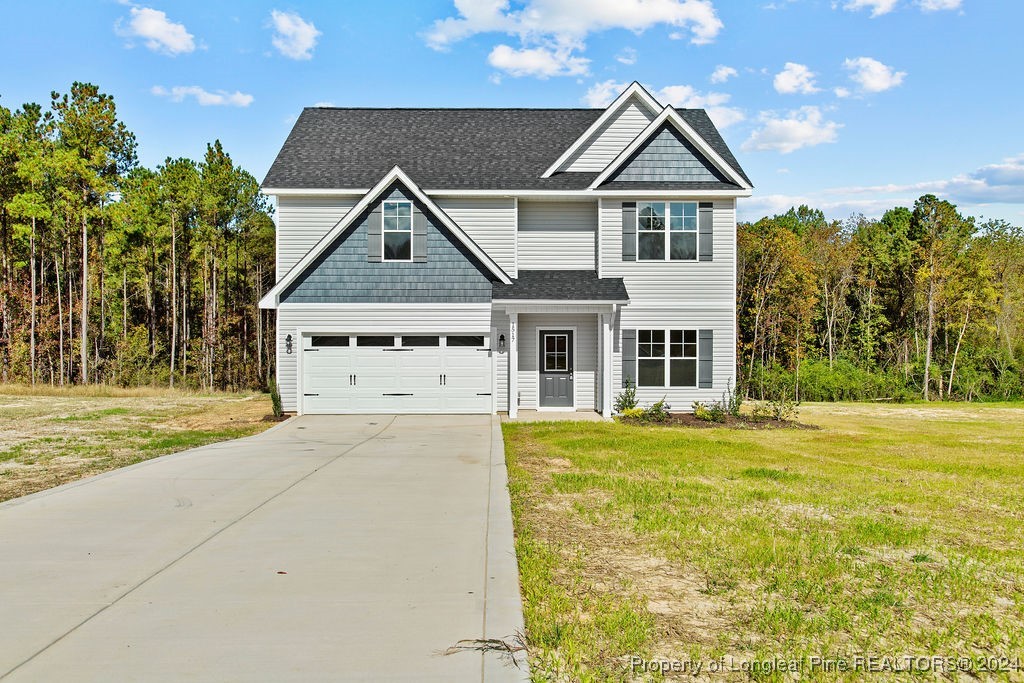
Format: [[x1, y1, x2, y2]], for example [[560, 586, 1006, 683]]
[[0, 387, 276, 502], [504, 402, 1024, 681]]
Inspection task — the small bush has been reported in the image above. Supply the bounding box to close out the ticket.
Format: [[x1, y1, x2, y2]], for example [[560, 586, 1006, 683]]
[[614, 379, 638, 413], [270, 380, 283, 418], [692, 400, 725, 423], [722, 379, 743, 417], [620, 407, 645, 419], [642, 398, 672, 423]]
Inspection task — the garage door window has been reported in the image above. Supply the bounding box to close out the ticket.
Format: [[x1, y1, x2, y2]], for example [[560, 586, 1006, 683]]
[[357, 335, 395, 347], [310, 335, 349, 347], [447, 335, 484, 347], [401, 335, 440, 347]]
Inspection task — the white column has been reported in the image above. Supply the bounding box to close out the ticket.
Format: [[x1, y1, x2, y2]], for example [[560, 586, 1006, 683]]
[[601, 312, 613, 418], [508, 312, 519, 418]]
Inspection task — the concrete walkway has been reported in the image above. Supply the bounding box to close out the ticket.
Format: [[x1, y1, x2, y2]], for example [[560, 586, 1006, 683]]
[[0, 415, 526, 682]]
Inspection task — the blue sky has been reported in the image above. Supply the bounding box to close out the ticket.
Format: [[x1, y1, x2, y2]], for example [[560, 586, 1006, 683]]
[[3, 0, 1022, 223]]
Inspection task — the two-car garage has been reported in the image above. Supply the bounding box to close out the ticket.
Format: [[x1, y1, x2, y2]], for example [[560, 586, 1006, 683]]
[[299, 333, 493, 414]]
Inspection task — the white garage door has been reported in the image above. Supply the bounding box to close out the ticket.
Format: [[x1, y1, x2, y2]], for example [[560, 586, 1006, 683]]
[[300, 334, 492, 414]]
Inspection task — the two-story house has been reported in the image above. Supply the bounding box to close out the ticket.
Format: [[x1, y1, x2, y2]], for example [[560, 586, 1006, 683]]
[[258, 82, 753, 417]]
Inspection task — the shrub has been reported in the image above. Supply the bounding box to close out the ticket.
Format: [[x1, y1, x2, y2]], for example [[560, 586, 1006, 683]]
[[614, 379, 638, 413], [641, 398, 672, 423], [270, 380, 283, 418], [620, 407, 645, 419], [692, 400, 725, 423]]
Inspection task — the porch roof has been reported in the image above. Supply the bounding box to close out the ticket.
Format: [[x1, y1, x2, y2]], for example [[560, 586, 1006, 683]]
[[492, 270, 629, 304]]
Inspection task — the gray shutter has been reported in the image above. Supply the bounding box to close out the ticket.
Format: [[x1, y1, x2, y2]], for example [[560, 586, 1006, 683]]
[[622, 328, 636, 387], [698, 202, 713, 262], [621, 202, 636, 261], [367, 205, 383, 262], [698, 329, 713, 388], [412, 209, 427, 263]]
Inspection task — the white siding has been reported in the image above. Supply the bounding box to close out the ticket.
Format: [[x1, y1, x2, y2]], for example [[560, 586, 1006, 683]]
[[436, 197, 517, 276], [277, 304, 492, 413], [560, 97, 656, 173], [600, 197, 738, 405], [517, 200, 597, 270], [515, 314, 599, 410], [492, 309, 510, 412], [276, 196, 359, 278]]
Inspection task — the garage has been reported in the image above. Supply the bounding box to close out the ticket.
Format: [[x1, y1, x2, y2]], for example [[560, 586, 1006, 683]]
[[299, 333, 492, 414]]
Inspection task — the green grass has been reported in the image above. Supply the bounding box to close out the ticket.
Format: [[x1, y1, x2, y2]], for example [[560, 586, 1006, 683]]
[[504, 402, 1024, 681]]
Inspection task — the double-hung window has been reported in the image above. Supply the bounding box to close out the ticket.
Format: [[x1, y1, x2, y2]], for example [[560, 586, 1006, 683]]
[[637, 329, 698, 387], [382, 201, 412, 261], [637, 201, 698, 261]]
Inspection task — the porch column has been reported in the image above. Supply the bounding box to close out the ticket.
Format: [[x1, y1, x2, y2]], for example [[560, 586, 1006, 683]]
[[601, 312, 613, 418], [508, 311, 519, 418]]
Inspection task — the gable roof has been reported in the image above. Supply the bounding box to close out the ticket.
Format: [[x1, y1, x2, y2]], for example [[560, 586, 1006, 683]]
[[258, 166, 512, 309], [262, 105, 751, 192], [591, 106, 752, 190]]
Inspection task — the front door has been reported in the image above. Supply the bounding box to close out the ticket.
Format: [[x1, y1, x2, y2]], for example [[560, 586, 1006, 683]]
[[539, 330, 573, 408]]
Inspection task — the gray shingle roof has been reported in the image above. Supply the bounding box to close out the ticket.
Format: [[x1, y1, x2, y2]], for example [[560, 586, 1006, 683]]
[[262, 107, 750, 191], [492, 270, 629, 302]]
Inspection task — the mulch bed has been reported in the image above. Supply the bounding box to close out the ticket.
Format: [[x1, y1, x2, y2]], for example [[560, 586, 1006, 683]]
[[618, 413, 820, 430]]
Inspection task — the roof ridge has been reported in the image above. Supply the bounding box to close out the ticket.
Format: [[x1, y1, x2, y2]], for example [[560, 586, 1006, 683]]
[[303, 106, 701, 112]]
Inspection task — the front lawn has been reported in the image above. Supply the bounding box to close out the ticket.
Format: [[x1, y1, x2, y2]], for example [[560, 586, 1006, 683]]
[[504, 403, 1024, 681], [0, 386, 276, 502]]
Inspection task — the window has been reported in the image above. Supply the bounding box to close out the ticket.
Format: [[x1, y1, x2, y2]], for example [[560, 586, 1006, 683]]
[[401, 335, 439, 347], [446, 335, 485, 347], [382, 201, 412, 261], [638, 329, 698, 387], [357, 335, 395, 347], [637, 330, 665, 386], [310, 335, 349, 347], [637, 201, 697, 261], [543, 334, 568, 372], [669, 330, 697, 387]]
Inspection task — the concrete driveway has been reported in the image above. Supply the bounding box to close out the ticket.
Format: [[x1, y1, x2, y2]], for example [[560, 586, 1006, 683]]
[[0, 415, 526, 682]]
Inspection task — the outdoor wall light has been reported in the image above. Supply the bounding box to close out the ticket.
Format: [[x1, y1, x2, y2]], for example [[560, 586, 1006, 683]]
[[498, 334, 506, 352], [285, 334, 293, 354]]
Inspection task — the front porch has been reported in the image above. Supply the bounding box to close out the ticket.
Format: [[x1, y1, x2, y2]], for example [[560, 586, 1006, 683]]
[[490, 270, 628, 419]]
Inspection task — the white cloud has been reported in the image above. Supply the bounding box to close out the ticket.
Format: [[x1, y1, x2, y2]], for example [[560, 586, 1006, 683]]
[[773, 62, 819, 94], [313, 101, 335, 107], [115, 7, 195, 55], [739, 154, 1024, 222], [269, 10, 321, 60], [151, 85, 254, 107], [425, 0, 721, 78], [843, 56, 906, 92], [583, 79, 744, 128], [842, 0, 899, 17], [742, 106, 841, 154], [834, 86, 852, 98], [710, 65, 737, 83], [616, 47, 637, 65], [918, 0, 961, 10], [488, 44, 589, 78], [655, 84, 745, 128]]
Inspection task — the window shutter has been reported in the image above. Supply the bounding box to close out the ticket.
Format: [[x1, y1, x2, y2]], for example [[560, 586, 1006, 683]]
[[698, 329, 713, 388], [698, 202, 713, 262], [367, 205, 383, 262], [621, 328, 636, 387], [621, 202, 636, 261], [412, 209, 427, 263]]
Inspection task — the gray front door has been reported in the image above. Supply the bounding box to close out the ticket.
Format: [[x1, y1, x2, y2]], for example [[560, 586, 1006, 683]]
[[539, 330, 573, 408]]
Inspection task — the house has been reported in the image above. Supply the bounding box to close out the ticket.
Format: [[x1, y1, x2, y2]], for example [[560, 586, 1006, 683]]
[[258, 82, 753, 417]]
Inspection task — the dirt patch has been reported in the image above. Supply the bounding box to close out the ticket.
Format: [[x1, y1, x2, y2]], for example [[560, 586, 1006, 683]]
[[619, 412, 818, 430]]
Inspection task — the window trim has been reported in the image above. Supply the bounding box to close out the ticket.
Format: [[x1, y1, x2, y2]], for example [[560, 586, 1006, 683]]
[[542, 333, 570, 372], [636, 201, 699, 262], [636, 328, 700, 388], [382, 200, 413, 262]]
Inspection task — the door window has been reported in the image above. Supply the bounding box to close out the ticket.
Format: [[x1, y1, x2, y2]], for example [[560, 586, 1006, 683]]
[[544, 334, 569, 372]]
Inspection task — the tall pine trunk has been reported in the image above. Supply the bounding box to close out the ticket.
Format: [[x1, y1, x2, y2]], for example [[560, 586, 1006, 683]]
[[80, 202, 88, 384]]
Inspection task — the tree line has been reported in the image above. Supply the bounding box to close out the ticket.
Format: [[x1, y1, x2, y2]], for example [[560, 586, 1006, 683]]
[[0, 82, 275, 390], [738, 199, 1024, 401]]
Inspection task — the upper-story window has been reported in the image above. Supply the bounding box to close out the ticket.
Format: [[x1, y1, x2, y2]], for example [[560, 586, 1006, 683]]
[[637, 201, 698, 261], [382, 201, 413, 261]]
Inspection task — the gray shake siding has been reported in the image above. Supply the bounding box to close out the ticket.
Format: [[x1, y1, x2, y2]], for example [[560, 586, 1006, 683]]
[[281, 185, 493, 304], [608, 124, 728, 184]]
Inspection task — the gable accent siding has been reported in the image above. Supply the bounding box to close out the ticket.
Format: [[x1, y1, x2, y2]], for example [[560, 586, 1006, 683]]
[[560, 98, 656, 172], [435, 197, 517, 277], [606, 124, 730, 184], [276, 196, 359, 278], [280, 185, 493, 304]]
